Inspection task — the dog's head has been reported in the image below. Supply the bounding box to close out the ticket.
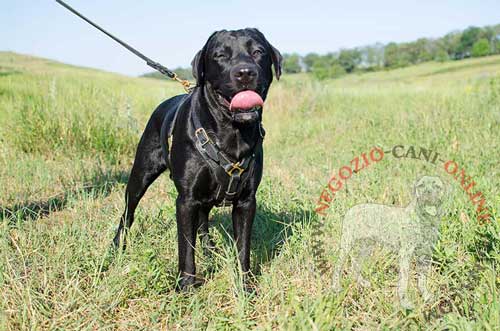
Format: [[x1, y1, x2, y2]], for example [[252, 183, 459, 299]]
[[414, 176, 445, 217], [191, 28, 282, 124]]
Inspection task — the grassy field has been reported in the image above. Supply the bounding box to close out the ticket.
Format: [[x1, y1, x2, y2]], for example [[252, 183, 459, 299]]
[[1, 51, 499, 330]]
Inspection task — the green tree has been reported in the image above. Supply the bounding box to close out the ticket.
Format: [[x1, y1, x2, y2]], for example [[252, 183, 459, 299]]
[[311, 63, 345, 80], [303, 53, 320, 72], [361, 43, 384, 68], [493, 37, 500, 55], [434, 49, 449, 62], [282, 54, 302, 74], [310, 55, 345, 80], [458, 26, 482, 58], [471, 38, 490, 57], [413, 38, 432, 63], [384, 42, 400, 68], [436, 31, 461, 59], [338, 49, 361, 73], [141, 67, 193, 80]]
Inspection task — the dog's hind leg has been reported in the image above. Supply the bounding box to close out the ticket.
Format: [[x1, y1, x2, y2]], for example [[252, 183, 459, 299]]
[[351, 243, 373, 288], [198, 206, 216, 256], [332, 234, 352, 292], [113, 131, 167, 250]]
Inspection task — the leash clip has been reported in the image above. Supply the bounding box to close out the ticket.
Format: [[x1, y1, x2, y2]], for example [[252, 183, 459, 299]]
[[171, 73, 194, 93]]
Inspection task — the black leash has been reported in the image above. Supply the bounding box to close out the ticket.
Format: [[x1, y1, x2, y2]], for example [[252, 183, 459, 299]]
[[55, 0, 193, 92]]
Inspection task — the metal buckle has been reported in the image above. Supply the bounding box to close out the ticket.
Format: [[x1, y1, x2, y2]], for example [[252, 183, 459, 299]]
[[226, 162, 245, 176], [167, 135, 173, 152], [195, 128, 210, 146]]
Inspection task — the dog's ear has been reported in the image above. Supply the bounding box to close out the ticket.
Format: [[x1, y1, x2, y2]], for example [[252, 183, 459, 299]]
[[269, 43, 283, 80], [250, 28, 283, 80], [413, 176, 424, 199], [191, 48, 205, 85], [191, 32, 218, 86], [435, 177, 446, 202]]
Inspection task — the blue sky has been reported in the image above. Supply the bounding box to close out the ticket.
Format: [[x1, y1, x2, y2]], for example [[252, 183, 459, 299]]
[[1, 1, 499, 76]]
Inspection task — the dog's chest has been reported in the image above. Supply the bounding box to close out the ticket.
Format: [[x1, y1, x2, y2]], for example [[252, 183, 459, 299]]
[[411, 222, 439, 251]]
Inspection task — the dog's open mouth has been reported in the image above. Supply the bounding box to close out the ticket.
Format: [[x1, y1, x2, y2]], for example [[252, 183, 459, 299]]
[[423, 205, 438, 216], [420, 194, 443, 216], [226, 90, 263, 123], [229, 90, 263, 111], [419, 200, 441, 216]]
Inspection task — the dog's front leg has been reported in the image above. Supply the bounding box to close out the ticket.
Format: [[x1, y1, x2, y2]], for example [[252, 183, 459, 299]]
[[417, 255, 433, 303], [398, 246, 415, 309], [175, 196, 200, 290], [198, 207, 216, 257], [232, 196, 256, 283]]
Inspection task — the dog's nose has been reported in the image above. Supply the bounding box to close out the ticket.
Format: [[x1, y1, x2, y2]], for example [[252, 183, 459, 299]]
[[232, 65, 258, 85]]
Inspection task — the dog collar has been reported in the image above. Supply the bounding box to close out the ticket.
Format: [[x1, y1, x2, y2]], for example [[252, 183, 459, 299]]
[[204, 83, 231, 111]]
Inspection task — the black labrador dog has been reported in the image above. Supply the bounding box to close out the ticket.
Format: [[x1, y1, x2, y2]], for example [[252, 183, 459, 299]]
[[112, 28, 282, 290]]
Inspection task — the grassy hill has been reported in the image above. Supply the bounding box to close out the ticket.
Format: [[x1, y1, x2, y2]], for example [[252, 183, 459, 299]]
[[1, 51, 499, 330]]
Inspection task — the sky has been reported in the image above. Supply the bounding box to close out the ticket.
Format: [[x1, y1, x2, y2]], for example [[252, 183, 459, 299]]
[[1, 1, 499, 76]]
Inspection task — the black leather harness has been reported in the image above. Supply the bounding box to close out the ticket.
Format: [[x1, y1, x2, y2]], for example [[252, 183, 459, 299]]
[[166, 94, 265, 207]]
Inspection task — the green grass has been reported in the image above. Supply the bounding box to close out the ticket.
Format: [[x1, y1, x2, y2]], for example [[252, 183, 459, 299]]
[[1, 51, 499, 330]]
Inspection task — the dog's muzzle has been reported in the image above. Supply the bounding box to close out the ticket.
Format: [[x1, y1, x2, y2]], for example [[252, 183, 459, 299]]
[[231, 107, 261, 124], [417, 192, 442, 216], [228, 90, 263, 125]]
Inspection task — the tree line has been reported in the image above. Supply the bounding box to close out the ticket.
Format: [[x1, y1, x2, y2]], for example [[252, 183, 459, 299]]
[[283, 24, 500, 79], [141, 67, 194, 81], [141, 24, 500, 81]]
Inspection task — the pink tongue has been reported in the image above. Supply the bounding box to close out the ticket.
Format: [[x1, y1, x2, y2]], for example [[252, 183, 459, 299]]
[[229, 90, 264, 111]]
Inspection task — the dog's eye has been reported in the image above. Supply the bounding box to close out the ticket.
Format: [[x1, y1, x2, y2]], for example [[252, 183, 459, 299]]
[[252, 49, 264, 58], [214, 53, 227, 60]]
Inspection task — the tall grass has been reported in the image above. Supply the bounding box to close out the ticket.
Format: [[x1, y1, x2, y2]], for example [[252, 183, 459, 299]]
[[0, 52, 499, 330]]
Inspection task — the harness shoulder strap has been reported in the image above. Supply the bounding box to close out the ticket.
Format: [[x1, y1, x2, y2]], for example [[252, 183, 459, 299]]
[[167, 97, 186, 152], [160, 95, 189, 171]]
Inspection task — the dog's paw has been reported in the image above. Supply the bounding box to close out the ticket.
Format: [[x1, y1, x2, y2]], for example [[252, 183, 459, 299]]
[[422, 292, 434, 303], [358, 277, 372, 288], [400, 298, 415, 310], [243, 282, 258, 295], [331, 281, 343, 293], [202, 244, 220, 259], [175, 274, 203, 292]]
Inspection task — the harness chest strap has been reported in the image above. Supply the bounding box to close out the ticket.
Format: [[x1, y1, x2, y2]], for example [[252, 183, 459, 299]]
[[165, 97, 264, 206], [193, 123, 257, 206]]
